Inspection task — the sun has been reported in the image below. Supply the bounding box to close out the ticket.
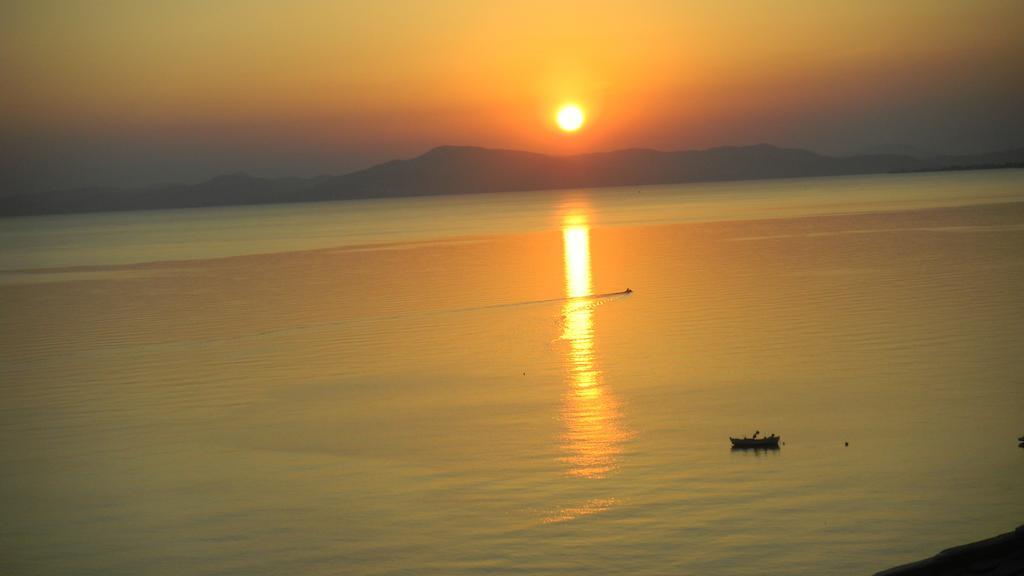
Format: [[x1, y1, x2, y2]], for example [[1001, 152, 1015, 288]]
[[556, 104, 585, 132]]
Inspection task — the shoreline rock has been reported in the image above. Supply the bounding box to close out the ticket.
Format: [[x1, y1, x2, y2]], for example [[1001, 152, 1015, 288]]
[[875, 525, 1024, 575]]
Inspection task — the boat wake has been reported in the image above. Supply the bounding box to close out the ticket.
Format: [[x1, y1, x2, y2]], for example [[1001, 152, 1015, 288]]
[[13, 289, 634, 362], [449, 288, 632, 315]]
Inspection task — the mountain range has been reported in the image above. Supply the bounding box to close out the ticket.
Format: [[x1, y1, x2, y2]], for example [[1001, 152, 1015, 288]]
[[2, 144, 1022, 217]]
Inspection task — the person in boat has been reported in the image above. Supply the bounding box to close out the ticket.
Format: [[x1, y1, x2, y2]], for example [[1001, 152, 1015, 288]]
[[625, 288, 632, 294]]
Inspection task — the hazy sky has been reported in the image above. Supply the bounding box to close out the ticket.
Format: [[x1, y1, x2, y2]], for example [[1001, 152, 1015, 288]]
[[3, 0, 1023, 192]]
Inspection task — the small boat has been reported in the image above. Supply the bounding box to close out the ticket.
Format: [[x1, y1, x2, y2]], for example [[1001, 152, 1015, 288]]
[[730, 435, 780, 448], [624, 288, 633, 294]]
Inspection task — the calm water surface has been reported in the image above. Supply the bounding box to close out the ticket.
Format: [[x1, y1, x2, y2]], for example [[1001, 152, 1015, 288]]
[[2, 171, 1023, 575]]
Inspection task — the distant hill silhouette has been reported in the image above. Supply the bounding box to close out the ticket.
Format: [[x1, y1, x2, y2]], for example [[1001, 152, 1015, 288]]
[[2, 144, 1022, 217]]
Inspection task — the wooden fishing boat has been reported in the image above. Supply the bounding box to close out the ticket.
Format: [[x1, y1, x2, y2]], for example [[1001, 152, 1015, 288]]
[[730, 435, 780, 448]]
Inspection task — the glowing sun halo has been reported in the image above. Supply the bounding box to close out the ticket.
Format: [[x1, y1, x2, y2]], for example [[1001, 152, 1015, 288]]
[[556, 104, 585, 132]]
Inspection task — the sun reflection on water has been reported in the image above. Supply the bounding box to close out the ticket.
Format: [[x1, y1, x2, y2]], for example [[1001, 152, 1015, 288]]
[[558, 213, 631, 481]]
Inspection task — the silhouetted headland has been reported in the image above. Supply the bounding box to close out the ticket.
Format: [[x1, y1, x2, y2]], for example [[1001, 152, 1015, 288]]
[[3, 144, 1023, 217], [875, 525, 1024, 576]]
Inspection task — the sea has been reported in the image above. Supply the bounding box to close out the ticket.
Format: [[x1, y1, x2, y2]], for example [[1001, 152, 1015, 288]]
[[2, 170, 1023, 575]]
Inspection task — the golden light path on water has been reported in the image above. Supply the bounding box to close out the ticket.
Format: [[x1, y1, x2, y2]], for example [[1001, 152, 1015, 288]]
[[545, 212, 632, 523]]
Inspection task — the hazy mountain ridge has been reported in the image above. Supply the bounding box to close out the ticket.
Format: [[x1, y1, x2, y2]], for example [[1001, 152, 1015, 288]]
[[3, 144, 1022, 217]]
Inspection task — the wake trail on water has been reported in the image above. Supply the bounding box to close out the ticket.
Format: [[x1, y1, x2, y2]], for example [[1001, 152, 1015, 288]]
[[239, 289, 632, 346], [17, 289, 635, 361], [445, 289, 632, 315]]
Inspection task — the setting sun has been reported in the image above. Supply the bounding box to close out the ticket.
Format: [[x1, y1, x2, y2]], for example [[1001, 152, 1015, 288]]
[[556, 104, 585, 132]]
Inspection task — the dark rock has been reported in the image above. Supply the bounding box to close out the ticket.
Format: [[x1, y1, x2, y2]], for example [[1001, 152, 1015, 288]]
[[874, 525, 1024, 575]]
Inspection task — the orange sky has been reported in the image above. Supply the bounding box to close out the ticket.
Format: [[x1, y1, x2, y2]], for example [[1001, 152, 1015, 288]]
[[2, 1, 1023, 190]]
